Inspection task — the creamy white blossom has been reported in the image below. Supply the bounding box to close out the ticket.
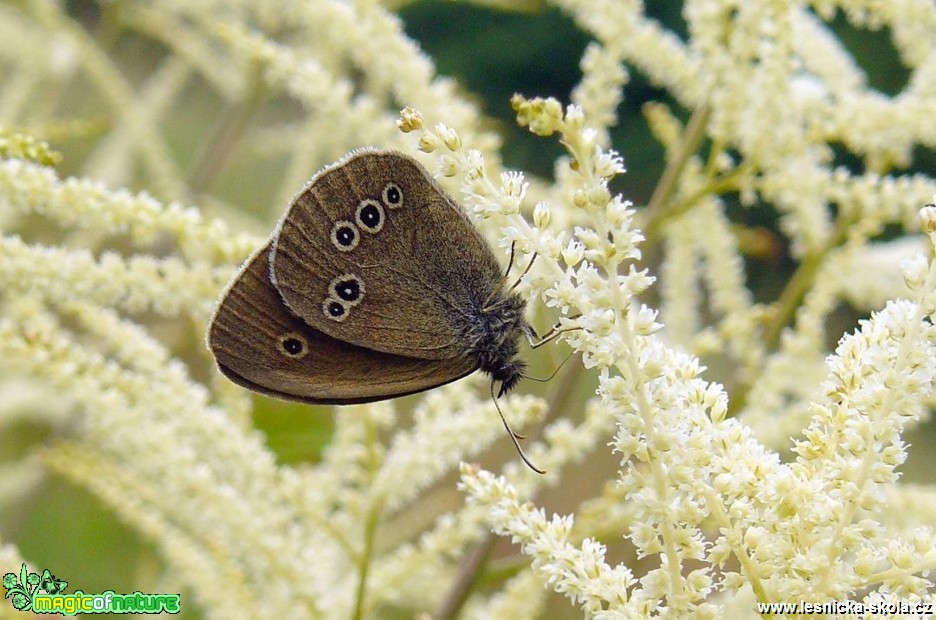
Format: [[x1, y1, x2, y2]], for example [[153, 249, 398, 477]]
[[2, 1, 936, 619]]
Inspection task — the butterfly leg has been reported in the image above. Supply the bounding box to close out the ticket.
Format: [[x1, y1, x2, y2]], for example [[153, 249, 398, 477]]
[[526, 314, 582, 349]]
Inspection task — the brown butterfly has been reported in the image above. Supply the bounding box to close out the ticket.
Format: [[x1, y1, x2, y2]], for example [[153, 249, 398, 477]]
[[208, 149, 544, 471]]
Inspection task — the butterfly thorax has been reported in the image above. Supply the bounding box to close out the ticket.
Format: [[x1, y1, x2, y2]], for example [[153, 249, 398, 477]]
[[462, 288, 530, 397]]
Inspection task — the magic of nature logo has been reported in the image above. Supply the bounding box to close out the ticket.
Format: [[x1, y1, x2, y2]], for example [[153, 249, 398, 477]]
[[3, 564, 180, 615]]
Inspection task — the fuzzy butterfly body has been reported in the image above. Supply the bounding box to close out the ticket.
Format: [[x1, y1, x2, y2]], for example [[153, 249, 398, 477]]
[[208, 149, 533, 404]]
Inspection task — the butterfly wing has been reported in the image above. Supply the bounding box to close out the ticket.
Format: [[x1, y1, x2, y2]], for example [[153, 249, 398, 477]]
[[270, 149, 505, 360], [208, 243, 477, 404]]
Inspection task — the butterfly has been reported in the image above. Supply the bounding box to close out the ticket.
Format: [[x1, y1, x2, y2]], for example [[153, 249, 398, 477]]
[[209, 149, 546, 471]]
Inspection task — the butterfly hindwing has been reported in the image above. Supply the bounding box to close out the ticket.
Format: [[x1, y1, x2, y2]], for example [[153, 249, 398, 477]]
[[208, 243, 476, 404]]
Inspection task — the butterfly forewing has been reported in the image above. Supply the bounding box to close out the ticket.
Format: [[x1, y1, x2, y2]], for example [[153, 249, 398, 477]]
[[269, 150, 505, 361]]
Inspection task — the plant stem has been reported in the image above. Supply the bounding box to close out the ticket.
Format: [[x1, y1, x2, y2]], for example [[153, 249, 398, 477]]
[[351, 417, 384, 620], [640, 104, 712, 249], [187, 67, 266, 196], [727, 215, 853, 416], [434, 534, 498, 620], [434, 351, 587, 619]]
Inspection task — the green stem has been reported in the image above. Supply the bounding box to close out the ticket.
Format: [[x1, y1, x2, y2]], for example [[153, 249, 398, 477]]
[[351, 418, 384, 620], [640, 104, 712, 248], [433, 351, 587, 620], [187, 67, 267, 196], [351, 503, 380, 620], [727, 215, 853, 416], [433, 534, 498, 620], [673, 162, 752, 214], [766, 215, 854, 348]]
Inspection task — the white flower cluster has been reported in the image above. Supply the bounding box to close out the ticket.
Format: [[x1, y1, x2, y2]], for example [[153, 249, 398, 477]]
[[2, 0, 936, 618]]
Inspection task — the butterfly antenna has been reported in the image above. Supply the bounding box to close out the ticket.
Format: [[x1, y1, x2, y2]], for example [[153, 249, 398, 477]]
[[490, 382, 546, 474]]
